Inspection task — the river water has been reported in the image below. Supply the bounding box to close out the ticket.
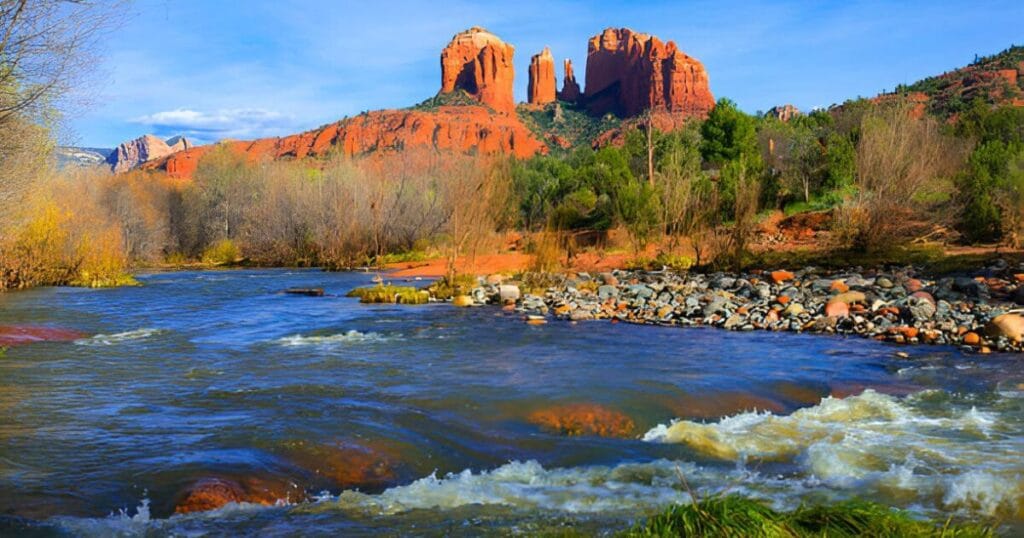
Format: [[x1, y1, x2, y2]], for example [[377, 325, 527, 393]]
[[0, 269, 1021, 536]]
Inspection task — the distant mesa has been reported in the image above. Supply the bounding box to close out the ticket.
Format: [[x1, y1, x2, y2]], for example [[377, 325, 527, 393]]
[[107, 134, 193, 173], [439, 26, 516, 114], [527, 47, 556, 105], [767, 104, 801, 122]]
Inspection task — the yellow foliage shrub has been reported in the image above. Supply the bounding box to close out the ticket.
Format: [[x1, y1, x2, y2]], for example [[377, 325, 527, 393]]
[[202, 239, 241, 265]]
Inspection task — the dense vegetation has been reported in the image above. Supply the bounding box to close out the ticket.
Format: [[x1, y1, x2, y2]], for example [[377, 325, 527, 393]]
[[4, 92, 1024, 290]]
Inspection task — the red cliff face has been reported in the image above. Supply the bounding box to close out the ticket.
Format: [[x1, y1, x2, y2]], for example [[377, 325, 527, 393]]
[[583, 28, 714, 119], [527, 47, 556, 105], [558, 59, 582, 103], [144, 106, 547, 179], [439, 27, 516, 114]]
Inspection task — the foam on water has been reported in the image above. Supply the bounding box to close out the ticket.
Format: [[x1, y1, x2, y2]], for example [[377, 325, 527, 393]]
[[276, 330, 388, 346], [643, 389, 1023, 517], [75, 328, 165, 346], [308, 459, 782, 516]]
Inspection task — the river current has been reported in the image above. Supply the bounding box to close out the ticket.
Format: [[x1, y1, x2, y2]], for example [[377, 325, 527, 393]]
[[0, 269, 1021, 536]]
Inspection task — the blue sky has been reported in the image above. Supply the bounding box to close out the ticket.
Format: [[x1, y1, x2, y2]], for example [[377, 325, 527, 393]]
[[72, 0, 1024, 147]]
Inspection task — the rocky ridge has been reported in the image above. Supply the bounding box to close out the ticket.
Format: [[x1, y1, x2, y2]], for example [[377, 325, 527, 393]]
[[144, 106, 546, 179]]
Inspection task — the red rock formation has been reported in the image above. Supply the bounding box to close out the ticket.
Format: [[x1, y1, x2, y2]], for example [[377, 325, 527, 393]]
[[558, 59, 582, 103], [583, 28, 714, 119], [767, 104, 801, 122], [144, 105, 547, 179], [527, 47, 556, 105], [439, 27, 516, 114]]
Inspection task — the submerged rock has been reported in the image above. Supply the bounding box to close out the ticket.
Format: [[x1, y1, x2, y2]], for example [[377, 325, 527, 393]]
[[527, 403, 635, 438]]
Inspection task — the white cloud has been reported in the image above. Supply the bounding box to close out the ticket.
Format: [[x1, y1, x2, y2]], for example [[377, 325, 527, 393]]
[[131, 108, 298, 143]]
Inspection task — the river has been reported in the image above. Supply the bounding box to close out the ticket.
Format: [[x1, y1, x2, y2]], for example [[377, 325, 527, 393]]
[[0, 269, 1021, 535]]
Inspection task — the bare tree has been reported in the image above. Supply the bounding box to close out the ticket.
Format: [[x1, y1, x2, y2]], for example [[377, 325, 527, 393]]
[[439, 156, 510, 283], [837, 101, 966, 251], [0, 0, 121, 124], [1, 0, 125, 228]]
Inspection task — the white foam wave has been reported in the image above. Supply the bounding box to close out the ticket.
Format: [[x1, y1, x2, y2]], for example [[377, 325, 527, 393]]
[[310, 459, 770, 516], [642, 389, 1022, 517], [75, 328, 164, 346], [276, 330, 388, 346]]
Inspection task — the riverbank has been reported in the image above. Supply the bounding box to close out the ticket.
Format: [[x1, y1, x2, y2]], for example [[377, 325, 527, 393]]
[[444, 259, 1024, 353]]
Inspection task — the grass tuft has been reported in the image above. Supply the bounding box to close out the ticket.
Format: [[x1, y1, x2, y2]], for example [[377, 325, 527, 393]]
[[628, 495, 993, 538], [346, 284, 429, 304]]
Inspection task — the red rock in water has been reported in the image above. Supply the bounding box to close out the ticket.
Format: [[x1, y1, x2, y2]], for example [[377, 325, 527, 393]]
[[439, 27, 516, 114], [528, 403, 635, 438], [558, 59, 582, 103], [0, 326, 85, 347], [296, 441, 396, 491], [144, 106, 547, 179], [527, 47, 557, 105], [584, 28, 714, 119], [174, 477, 299, 514]]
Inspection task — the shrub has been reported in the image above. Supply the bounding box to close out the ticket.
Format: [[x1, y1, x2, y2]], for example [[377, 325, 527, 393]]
[[201, 239, 241, 265], [70, 226, 139, 288], [346, 284, 429, 304], [426, 274, 476, 300]]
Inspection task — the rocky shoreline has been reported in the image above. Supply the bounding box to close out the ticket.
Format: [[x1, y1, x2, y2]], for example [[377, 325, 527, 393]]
[[459, 260, 1024, 353]]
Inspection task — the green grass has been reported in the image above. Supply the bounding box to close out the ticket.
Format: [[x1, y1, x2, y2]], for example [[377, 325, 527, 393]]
[[346, 284, 429, 304], [426, 274, 476, 300], [628, 495, 993, 538]]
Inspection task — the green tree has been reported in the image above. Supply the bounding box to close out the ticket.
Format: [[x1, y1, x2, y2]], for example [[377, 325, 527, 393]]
[[700, 98, 760, 166]]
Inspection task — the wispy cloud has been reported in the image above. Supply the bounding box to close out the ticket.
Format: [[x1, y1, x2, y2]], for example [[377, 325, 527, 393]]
[[131, 108, 298, 143]]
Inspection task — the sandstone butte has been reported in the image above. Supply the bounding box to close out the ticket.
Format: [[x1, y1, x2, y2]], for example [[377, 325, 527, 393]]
[[527, 47, 556, 105], [558, 58, 582, 103], [143, 106, 546, 179], [584, 27, 714, 120], [439, 26, 516, 114]]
